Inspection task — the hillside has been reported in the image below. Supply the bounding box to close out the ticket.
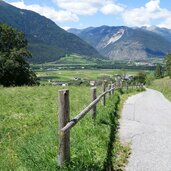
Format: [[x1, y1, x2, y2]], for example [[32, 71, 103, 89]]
[[142, 26, 171, 43], [68, 26, 171, 60], [0, 1, 102, 63]]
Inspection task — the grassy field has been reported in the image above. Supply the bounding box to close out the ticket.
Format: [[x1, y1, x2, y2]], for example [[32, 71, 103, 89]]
[[0, 85, 131, 170], [150, 77, 171, 101], [36, 69, 140, 83]]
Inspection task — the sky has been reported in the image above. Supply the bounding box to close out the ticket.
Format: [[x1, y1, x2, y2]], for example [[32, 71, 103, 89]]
[[4, 0, 171, 30]]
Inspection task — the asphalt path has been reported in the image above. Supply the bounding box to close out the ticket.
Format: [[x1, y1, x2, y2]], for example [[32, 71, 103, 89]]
[[119, 89, 171, 171]]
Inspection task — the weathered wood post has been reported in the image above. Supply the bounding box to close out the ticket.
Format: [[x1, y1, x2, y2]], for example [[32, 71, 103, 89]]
[[111, 84, 114, 95], [141, 83, 144, 89], [108, 84, 111, 97], [132, 82, 134, 90], [120, 80, 123, 90], [126, 81, 128, 92], [58, 89, 70, 166], [91, 87, 97, 120], [102, 81, 106, 106]]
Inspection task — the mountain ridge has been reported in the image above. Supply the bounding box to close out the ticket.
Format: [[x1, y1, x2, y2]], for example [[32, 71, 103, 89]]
[[0, 0, 102, 63], [68, 25, 171, 60]]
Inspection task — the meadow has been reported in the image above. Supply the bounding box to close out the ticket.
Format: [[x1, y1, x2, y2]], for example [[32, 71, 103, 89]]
[[0, 84, 131, 170]]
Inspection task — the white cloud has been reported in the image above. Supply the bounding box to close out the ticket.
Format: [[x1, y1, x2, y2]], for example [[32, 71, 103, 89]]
[[158, 18, 171, 28], [54, 0, 101, 15], [145, 0, 160, 12], [10, 1, 79, 22], [53, 0, 125, 16], [101, 3, 124, 15], [122, 0, 171, 28], [9, 0, 171, 29], [10, 0, 125, 23]]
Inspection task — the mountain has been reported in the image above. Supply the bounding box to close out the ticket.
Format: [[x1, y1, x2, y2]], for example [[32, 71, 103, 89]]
[[142, 26, 171, 43], [68, 25, 171, 60], [0, 1, 102, 63]]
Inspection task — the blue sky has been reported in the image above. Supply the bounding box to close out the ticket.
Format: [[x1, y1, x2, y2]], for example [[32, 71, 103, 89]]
[[4, 0, 171, 29]]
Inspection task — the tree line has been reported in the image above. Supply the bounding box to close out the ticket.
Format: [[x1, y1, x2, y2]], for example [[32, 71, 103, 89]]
[[153, 54, 171, 79], [165, 54, 171, 78], [0, 24, 38, 86]]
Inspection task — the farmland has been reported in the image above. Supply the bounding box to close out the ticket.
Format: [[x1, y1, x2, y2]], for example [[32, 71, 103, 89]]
[[36, 69, 141, 84]]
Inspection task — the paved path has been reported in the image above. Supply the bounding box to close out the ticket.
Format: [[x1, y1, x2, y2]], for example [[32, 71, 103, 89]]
[[119, 89, 171, 171]]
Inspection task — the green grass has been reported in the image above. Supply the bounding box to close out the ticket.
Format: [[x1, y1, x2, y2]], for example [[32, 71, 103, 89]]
[[31, 54, 110, 67], [37, 69, 139, 83], [0, 86, 90, 170], [57, 54, 98, 65], [0, 85, 130, 170], [150, 77, 171, 101]]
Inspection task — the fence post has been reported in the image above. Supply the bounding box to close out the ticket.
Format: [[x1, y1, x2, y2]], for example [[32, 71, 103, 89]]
[[126, 81, 128, 92], [108, 84, 111, 97], [102, 81, 106, 106], [120, 80, 123, 90], [91, 87, 97, 120], [58, 89, 70, 166], [111, 84, 114, 95]]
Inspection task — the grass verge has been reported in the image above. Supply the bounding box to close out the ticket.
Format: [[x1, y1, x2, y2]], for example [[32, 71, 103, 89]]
[[112, 87, 146, 170], [149, 77, 171, 101]]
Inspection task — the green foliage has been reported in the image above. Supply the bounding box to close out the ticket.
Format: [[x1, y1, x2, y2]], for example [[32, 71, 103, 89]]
[[145, 72, 155, 85], [154, 64, 163, 78], [57, 54, 97, 65], [165, 53, 171, 78], [0, 24, 38, 86], [133, 71, 147, 84]]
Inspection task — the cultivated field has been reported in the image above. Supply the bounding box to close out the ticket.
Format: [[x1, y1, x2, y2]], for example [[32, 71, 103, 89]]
[[36, 69, 140, 83]]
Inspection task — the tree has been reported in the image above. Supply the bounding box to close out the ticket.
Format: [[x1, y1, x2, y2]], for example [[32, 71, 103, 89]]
[[165, 54, 171, 78], [154, 64, 163, 79], [0, 24, 38, 86], [133, 71, 147, 85], [145, 72, 155, 85]]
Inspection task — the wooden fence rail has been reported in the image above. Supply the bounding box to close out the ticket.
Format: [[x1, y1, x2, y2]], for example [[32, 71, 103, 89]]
[[58, 82, 143, 166], [61, 87, 114, 134], [58, 84, 114, 166]]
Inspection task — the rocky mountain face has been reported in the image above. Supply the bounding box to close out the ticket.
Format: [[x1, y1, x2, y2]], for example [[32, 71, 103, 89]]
[[68, 26, 171, 60], [0, 1, 102, 63]]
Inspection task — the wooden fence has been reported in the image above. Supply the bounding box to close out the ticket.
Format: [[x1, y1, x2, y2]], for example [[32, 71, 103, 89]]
[[57, 82, 143, 166]]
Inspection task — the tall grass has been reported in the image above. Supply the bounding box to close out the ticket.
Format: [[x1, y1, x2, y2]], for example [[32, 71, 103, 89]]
[[0, 85, 125, 170], [150, 77, 171, 101]]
